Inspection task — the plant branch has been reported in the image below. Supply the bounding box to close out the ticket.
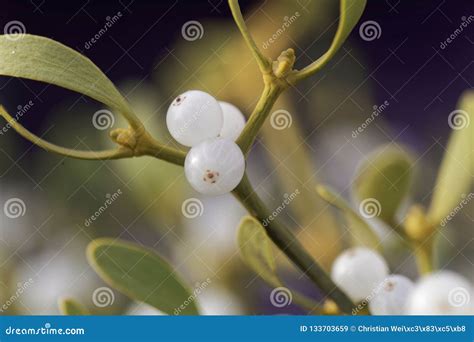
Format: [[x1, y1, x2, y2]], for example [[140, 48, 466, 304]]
[[236, 82, 284, 154], [0, 105, 186, 165], [0, 106, 131, 160], [233, 174, 355, 314], [228, 0, 272, 74]]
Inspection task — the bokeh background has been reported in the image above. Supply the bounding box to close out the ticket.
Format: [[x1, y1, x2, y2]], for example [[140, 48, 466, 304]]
[[0, 0, 472, 315]]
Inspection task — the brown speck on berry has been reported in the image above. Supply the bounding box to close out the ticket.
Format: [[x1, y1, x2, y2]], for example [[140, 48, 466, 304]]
[[173, 95, 186, 106], [384, 281, 395, 292], [203, 169, 220, 184]]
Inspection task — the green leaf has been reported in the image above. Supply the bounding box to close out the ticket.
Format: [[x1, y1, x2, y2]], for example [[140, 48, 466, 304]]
[[237, 216, 280, 288], [58, 298, 89, 315], [0, 34, 138, 126], [352, 146, 413, 226], [316, 184, 380, 251], [293, 0, 367, 80], [237, 216, 322, 311], [428, 91, 474, 224], [87, 238, 199, 315]]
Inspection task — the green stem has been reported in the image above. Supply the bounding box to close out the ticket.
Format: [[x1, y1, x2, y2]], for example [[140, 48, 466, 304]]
[[228, 0, 272, 74], [233, 174, 355, 314], [413, 240, 434, 275], [236, 83, 284, 154]]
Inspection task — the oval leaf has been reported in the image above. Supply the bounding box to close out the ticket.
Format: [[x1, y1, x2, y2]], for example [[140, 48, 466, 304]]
[[0, 35, 134, 120], [87, 238, 198, 315], [58, 298, 89, 315], [428, 91, 474, 224], [316, 184, 380, 250], [237, 216, 280, 288], [352, 146, 413, 226]]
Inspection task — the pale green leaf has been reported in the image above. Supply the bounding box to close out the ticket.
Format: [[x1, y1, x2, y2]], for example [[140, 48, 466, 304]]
[[0, 34, 138, 126], [428, 91, 474, 224], [58, 298, 89, 315], [352, 146, 413, 226], [237, 216, 280, 288], [293, 0, 367, 80], [316, 184, 380, 251], [87, 238, 198, 315], [237, 216, 322, 311]]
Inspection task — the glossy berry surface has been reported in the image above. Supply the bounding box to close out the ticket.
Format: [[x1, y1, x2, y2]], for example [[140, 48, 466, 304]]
[[369, 274, 414, 315], [219, 101, 246, 142], [331, 247, 389, 302], [166, 90, 223, 147], [184, 138, 245, 196]]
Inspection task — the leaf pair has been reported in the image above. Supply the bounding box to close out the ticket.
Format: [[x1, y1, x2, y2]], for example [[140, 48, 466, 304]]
[[60, 239, 199, 316]]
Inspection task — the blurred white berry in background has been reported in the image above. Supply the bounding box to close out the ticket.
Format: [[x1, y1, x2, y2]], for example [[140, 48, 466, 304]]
[[369, 274, 414, 315], [331, 247, 389, 302], [166, 90, 223, 147], [218, 101, 246, 142], [185, 138, 245, 195], [406, 270, 473, 315]]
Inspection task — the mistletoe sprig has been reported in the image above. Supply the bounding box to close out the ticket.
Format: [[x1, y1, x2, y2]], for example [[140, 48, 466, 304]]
[[0, 0, 369, 314]]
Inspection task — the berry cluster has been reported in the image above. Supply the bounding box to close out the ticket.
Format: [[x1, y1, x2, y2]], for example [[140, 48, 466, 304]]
[[331, 247, 473, 315], [166, 90, 246, 195]]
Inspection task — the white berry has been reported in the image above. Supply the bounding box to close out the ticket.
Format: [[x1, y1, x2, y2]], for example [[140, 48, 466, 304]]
[[166, 90, 223, 147], [184, 138, 245, 195], [331, 247, 389, 302], [219, 101, 246, 141], [369, 274, 414, 315], [406, 271, 473, 315]]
